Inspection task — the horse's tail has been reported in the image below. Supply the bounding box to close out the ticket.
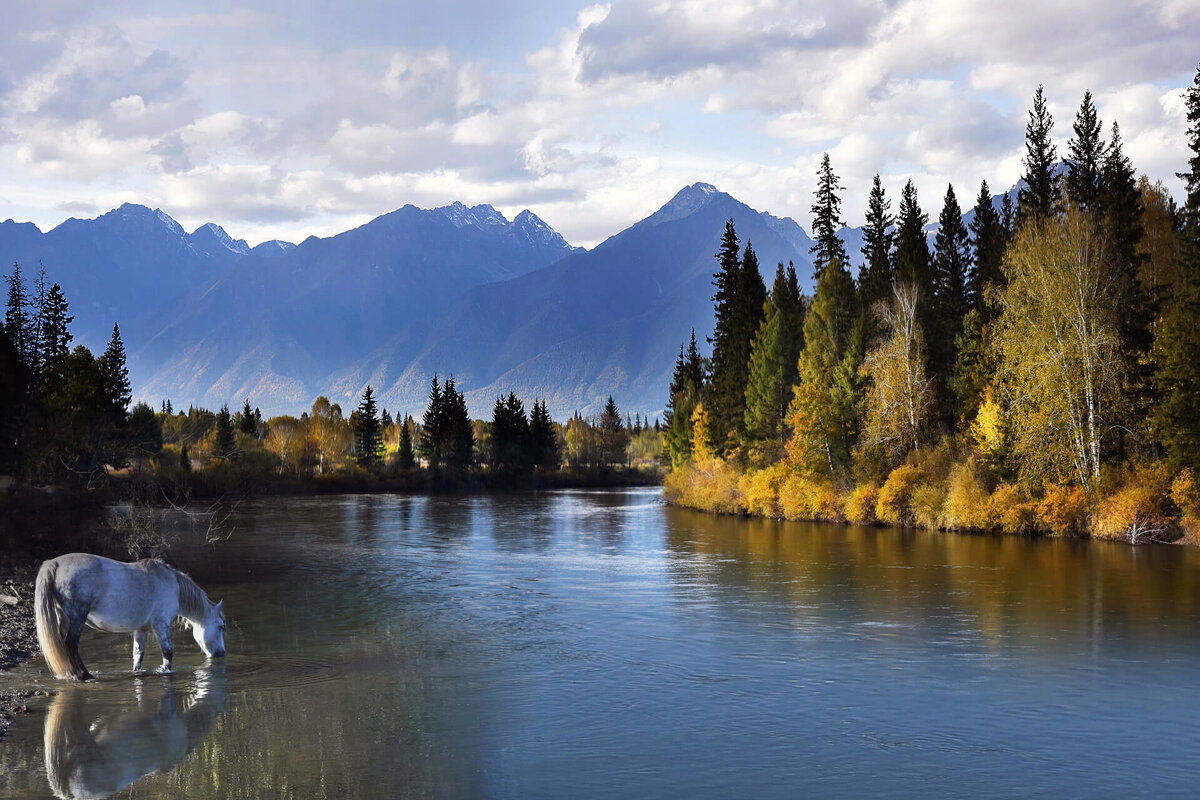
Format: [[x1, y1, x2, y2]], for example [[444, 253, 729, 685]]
[[35, 561, 75, 679]]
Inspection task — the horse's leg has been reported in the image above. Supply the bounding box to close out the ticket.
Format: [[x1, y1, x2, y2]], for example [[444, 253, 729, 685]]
[[132, 627, 149, 672], [65, 611, 93, 681], [152, 619, 173, 673]]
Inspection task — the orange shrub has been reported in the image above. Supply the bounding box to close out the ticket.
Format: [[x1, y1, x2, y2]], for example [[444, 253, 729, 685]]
[[1172, 468, 1200, 517], [1038, 484, 1092, 536], [664, 457, 746, 515], [875, 465, 924, 527], [942, 458, 993, 530], [778, 474, 843, 522], [843, 484, 879, 526], [911, 482, 947, 529], [1093, 462, 1176, 542], [988, 483, 1039, 534], [739, 463, 791, 518]]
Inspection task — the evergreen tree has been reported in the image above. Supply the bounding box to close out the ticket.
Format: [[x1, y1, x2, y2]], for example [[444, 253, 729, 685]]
[[354, 385, 383, 467], [743, 263, 805, 457], [99, 323, 131, 423], [707, 223, 765, 454], [4, 262, 33, 369], [238, 398, 258, 436], [1000, 192, 1017, 242], [381, 409, 393, 429], [1152, 63, 1200, 470], [893, 180, 932, 298], [529, 400, 560, 471], [598, 396, 629, 467], [1017, 85, 1061, 227], [39, 282, 73, 376], [931, 184, 972, 394], [810, 153, 848, 278], [859, 175, 894, 329], [968, 180, 1004, 315], [419, 375, 445, 469], [214, 404, 236, 460], [490, 392, 529, 471], [664, 329, 707, 467], [441, 377, 475, 472], [1066, 90, 1106, 211], [397, 414, 415, 469]]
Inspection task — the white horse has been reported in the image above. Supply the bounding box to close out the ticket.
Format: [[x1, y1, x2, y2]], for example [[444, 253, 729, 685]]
[[35, 553, 226, 680]]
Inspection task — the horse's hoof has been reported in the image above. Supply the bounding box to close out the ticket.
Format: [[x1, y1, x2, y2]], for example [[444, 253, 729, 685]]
[[76, 671, 93, 681]]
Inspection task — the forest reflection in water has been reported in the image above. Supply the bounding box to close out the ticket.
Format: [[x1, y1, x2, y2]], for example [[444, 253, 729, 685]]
[[2, 489, 1199, 799]]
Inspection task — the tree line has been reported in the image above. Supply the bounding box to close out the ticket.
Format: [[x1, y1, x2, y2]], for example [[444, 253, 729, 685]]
[[665, 67, 1200, 543]]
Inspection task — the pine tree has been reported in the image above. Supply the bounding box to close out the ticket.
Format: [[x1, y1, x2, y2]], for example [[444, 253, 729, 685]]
[[859, 175, 894, 328], [238, 398, 258, 436], [931, 184, 972, 391], [396, 414, 415, 469], [529, 400, 560, 471], [490, 392, 529, 471], [420, 375, 445, 469], [968, 180, 1004, 315], [664, 329, 707, 467], [214, 404, 236, 460], [4, 262, 33, 369], [1000, 192, 1017, 242], [893, 180, 932, 297], [598, 396, 628, 467], [1017, 85, 1061, 227], [810, 153, 848, 279], [354, 385, 383, 467], [99, 323, 131, 423], [707, 223, 765, 454], [1152, 63, 1200, 470], [39, 282, 73, 377], [1066, 90, 1106, 211], [743, 263, 805, 457], [442, 377, 474, 473]]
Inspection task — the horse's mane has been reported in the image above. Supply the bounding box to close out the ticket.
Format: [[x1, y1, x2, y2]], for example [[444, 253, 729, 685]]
[[167, 563, 211, 619]]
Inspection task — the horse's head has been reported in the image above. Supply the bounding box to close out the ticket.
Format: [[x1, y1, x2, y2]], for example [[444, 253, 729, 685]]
[[191, 600, 226, 658]]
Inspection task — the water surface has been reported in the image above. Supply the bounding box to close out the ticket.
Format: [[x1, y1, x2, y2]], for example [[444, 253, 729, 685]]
[[3, 488, 1200, 798]]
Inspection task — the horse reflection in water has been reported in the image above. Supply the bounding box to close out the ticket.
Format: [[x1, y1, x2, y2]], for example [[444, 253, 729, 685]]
[[42, 664, 229, 800]]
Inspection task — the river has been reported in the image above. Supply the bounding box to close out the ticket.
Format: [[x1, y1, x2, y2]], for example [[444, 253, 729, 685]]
[[2, 488, 1199, 798]]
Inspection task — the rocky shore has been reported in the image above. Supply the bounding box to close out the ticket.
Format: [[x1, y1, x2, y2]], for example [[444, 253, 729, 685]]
[[0, 576, 42, 742]]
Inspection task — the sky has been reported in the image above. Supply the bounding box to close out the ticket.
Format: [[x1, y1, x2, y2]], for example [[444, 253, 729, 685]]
[[0, 1, 1196, 249]]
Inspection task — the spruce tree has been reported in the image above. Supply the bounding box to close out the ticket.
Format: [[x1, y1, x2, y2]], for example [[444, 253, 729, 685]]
[[4, 262, 33, 369], [810, 153, 848, 279], [1000, 192, 1016, 243], [442, 377, 474, 473], [490, 392, 529, 471], [100, 323, 131, 423], [707, 223, 764, 454], [1066, 90, 1106, 211], [859, 175, 894, 325], [397, 414, 415, 469], [664, 329, 707, 467], [238, 398, 257, 436], [932, 183, 972, 368], [354, 385, 382, 467], [39, 282, 73, 377], [419, 375, 444, 469], [529, 400, 559, 471], [968, 180, 1004, 315], [214, 404, 236, 460], [893, 180, 932, 298], [598, 396, 628, 467], [1152, 63, 1200, 470], [1017, 85, 1061, 227]]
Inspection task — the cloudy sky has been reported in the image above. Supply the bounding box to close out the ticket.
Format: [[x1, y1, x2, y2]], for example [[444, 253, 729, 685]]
[[0, 1, 1196, 248]]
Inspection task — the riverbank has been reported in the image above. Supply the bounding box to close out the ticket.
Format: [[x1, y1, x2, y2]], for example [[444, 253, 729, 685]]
[[664, 454, 1200, 546], [0, 573, 41, 743]]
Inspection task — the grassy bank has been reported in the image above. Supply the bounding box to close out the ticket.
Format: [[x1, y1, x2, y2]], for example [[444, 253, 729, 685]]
[[664, 445, 1200, 546]]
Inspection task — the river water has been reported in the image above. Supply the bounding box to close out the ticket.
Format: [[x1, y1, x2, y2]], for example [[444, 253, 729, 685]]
[[2, 488, 1200, 798]]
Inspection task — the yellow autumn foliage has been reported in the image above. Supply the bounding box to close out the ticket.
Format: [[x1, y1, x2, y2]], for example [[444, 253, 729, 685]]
[[843, 484, 879, 525], [875, 464, 924, 527]]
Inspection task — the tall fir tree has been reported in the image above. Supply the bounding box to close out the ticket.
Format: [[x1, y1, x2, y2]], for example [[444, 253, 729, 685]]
[[932, 185, 972, 342], [1000, 192, 1017, 243], [1066, 90, 1106, 211], [238, 398, 258, 436], [892, 180, 932, 298], [809, 153, 848, 279], [706, 223, 765, 455], [214, 404, 236, 460], [598, 396, 629, 467], [1017, 85, 1061, 228], [859, 175, 894, 335], [664, 328, 707, 467], [397, 414, 415, 469], [4, 262, 33, 369], [529, 400, 560, 471], [39, 282, 73, 377], [441, 377, 475, 472], [1152, 63, 1200, 470], [419, 375, 445, 469], [742, 264, 804, 458], [100, 323, 131, 423], [968, 180, 1004, 315], [354, 385, 383, 467]]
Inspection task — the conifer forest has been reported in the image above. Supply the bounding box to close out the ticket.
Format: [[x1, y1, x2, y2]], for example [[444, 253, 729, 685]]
[[664, 68, 1200, 545]]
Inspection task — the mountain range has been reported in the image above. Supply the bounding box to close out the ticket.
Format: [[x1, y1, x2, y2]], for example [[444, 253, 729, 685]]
[[0, 182, 1000, 420]]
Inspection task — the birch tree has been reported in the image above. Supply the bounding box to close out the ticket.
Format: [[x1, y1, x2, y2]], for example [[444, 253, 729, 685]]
[[993, 208, 1122, 490], [860, 283, 933, 466]]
